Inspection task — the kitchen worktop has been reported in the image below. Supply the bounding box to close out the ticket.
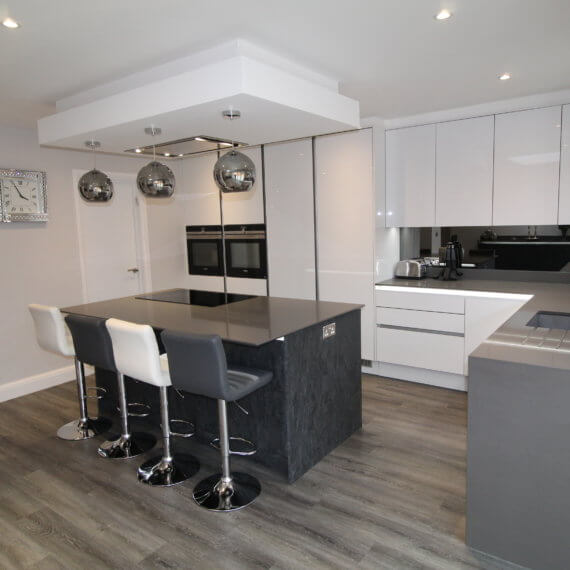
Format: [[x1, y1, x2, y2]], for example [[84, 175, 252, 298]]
[[376, 277, 570, 371], [63, 292, 362, 347]]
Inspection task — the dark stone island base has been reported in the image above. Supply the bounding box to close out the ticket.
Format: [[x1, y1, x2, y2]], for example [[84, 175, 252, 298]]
[[96, 309, 362, 483]]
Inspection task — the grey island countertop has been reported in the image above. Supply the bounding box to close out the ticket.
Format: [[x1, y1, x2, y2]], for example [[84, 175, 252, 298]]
[[63, 292, 362, 347], [376, 277, 570, 371]]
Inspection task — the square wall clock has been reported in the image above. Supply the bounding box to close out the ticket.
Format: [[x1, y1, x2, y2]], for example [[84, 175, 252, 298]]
[[0, 168, 48, 222]]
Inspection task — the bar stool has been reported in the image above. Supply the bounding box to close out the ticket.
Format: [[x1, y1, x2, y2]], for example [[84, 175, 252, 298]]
[[105, 318, 200, 487], [28, 304, 111, 440], [161, 330, 272, 511], [64, 314, 156, 459]]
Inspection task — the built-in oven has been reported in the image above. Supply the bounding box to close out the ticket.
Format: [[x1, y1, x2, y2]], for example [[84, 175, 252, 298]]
[[224, 224, 267, 278], [186, 225, 224, 276]]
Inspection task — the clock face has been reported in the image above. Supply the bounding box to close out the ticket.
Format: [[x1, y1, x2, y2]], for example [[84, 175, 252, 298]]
[[0, 169, 47, 222]]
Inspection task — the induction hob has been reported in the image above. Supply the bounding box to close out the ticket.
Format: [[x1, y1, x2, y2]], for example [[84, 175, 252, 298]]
[[136, 289, 255, 307]]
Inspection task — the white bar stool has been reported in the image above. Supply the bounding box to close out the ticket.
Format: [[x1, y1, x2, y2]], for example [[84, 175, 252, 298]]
[[28, 304, 111, 440], [105, 318, 200, 487]]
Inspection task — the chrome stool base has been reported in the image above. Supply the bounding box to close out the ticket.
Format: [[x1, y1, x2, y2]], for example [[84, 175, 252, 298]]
[[137, 453, 200, 487], [193, 472, 261, 511], [98, 432, 156, 459], [57, 416, 111, 441]]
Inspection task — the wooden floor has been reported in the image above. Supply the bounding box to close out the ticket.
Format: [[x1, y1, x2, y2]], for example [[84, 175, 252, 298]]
[[0, 375, 518, 570]]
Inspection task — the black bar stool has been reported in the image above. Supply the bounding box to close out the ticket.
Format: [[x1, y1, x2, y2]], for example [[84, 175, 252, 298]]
[[162, 330, 272, 511], [64, 314, 156, 458]]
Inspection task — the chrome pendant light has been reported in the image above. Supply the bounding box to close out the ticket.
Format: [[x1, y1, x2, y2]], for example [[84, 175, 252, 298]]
[[78, 141, 113, 202], [213, 109, 255, 193], [137, 127, 175, 197]]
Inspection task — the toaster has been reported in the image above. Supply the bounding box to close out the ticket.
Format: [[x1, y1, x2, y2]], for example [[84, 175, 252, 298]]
[[394, 259, 427, 279]]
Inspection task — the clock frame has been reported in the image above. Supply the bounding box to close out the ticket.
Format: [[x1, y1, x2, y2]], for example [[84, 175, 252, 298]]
[[0, 168, 47, 222]]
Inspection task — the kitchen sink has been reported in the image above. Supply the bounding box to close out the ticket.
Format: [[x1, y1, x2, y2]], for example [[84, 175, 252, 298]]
[[527, 311, 570, 331]]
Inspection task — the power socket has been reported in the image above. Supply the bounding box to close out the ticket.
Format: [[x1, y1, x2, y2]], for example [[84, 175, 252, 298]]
[[322, 322, 336, 339]]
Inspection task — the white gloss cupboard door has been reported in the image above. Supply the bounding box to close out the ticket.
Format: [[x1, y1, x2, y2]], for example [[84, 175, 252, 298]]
[[493, 106, 562, 225], [559, 105, 570, 224], [386, 124, 436, 227], [221, 146, 265, 225], [182, 153, 221, 225], [315, 129, 375, 360], [436, 116, 494, 227], [264, 139, 316, 300]]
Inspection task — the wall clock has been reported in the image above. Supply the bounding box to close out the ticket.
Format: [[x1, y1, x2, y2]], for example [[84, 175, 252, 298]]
[[0, 168, 47, 222]]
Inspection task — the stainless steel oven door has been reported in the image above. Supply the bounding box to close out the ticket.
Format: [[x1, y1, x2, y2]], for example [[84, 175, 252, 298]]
[[224, 224, 267, 279], [186, 225, 224, 276]]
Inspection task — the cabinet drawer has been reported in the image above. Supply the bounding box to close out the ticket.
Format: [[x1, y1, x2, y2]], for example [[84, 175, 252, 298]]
[[377, 327, 464, 375], [376, 307, 464, 334], [376, 289, 465, 314]]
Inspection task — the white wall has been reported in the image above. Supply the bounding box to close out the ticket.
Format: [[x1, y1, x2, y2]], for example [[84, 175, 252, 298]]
[[0, 125, 148, 400]]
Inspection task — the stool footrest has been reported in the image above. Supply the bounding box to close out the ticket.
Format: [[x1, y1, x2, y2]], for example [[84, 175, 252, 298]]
[[210, 436, 256, 456], [169, 419, 195, 438], [116, 402, 151, 418], [87, 386, 107, 400]]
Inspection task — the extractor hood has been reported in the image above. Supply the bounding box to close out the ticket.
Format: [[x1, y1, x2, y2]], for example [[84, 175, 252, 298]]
[[37, 40, 360, 154], [125, 135, 245, 158]]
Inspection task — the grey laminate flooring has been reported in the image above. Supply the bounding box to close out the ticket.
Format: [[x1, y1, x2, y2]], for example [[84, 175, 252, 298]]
[[0, 375, 518, 570]]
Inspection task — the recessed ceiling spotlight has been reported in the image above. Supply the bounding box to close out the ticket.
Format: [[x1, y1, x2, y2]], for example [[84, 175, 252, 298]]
[[2, 17, 20, 28], [220, 142, 233, 147], [164, 152, 171, 157], [499, 72, 511, 81], [135, 148, 142, 153], [194, 137, 206, 142], [178, 154, 184, 157], [435, 9, 452, 20]]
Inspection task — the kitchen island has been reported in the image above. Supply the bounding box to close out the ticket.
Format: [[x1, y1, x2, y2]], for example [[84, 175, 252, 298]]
[[63, 290, 363, 483]]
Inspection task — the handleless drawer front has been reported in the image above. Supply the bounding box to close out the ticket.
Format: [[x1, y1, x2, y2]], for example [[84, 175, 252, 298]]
[[376, 289, 465, 314], [377, 327, 464, 375], [376, 307, 464, 334]]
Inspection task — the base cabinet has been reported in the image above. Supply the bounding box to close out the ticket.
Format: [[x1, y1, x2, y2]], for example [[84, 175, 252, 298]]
[[373, 286, 530, 390]]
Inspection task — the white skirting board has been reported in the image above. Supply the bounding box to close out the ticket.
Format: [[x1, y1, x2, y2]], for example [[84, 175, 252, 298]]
[[0, 364, 94, 402], [362, 361, 468, 392]]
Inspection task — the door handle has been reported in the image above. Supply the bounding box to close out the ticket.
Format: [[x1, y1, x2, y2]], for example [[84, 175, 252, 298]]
[[127, 267, 139, 273]]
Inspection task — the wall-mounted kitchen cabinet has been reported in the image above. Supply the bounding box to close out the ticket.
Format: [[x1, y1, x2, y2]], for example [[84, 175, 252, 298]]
[[559, 104, 570, 224], [493, 106, 561, 226], [435, 116, 494, 227], [386, 124, 436, 227], [315, 129, 375, 360], [221, 146, 265, 225], [183, 153, 221, 225], [264, 138, 316, 300]]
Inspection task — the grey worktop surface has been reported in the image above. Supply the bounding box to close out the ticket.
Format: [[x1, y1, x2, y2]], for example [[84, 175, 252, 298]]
[[63, 293, 362, 347], [377, 277, 570, 371]]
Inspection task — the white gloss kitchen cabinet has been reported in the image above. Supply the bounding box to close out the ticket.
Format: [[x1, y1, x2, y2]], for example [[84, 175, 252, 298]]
[[264, 138, 316, 300], [435, 116, 494, 227], [493, 106, 561, 225], [315, 129, 375, 360], [221, 146, 265, 225], [183, 153, 221, 225], [374, 286, 529, 391], [559, 104, 570, 224], [385, 124, 436, 227]]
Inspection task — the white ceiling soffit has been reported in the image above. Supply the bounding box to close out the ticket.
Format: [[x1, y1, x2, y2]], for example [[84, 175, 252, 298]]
[[37, 40, 360, 153]]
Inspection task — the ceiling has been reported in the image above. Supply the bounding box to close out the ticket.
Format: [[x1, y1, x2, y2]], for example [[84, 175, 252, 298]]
[[2, 0, 570, 129]]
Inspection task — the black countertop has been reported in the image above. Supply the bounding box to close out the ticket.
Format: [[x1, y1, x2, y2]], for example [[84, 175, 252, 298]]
[[63, 291, 362, 347], [377, 278, 570, 371]]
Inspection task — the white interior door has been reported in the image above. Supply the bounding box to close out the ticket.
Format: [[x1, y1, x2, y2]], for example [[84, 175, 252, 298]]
[[73, 171, 150, 303]]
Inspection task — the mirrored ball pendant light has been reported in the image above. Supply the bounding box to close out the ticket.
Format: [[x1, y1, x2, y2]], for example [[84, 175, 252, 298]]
[[213, 109, 256, 193], [136, 126, 175, 197], [78, 141, 114, 202]]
